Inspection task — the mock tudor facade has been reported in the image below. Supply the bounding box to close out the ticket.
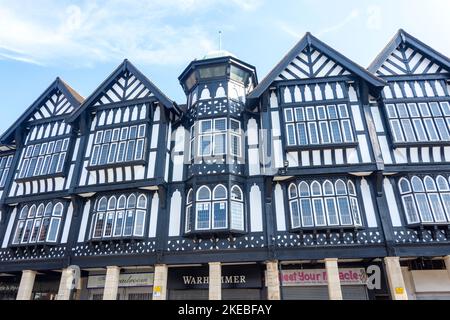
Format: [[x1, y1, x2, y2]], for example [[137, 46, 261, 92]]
[[0, 29, 449, 300]]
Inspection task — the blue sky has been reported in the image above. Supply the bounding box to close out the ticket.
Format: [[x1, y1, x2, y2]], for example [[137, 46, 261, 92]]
[[0, 0, 449, 134]]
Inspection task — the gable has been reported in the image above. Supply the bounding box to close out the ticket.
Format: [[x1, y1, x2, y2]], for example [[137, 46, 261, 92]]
[[93, 70, 155, 106], [30, 90, 77, 121], [375, 44, 449, 76], [276, 45, 351, 81], [248, 32, 384, 100]]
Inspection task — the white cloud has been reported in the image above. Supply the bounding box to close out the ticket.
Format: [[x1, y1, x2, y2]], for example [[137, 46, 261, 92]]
[[366, 5, 382, 30], [317, 9, 360, 36], [0, 0, 261, 67]]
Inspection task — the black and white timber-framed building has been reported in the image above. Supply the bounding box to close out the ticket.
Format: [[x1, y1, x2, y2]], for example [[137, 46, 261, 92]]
[[0, 29, 450, 300]]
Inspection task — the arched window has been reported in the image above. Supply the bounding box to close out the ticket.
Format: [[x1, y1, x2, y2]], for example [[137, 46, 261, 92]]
[[137, 194, 147, 209], [212, 185, 227, 229], [108, 196, 117, 210], [213, 185, 227, 200], [399, 176, 450, 224], [230, 185, 244, 231], [288, 184, 298, 199], [91, 192, 149, 240], [288, 178, 362, 228], [98, 197, 107, 211], [12, 201, 65, 245], [197, 186, 211, 201]]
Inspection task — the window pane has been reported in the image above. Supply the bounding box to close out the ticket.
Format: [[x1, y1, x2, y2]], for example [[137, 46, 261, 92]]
[[213, 185, 227, 200], [397, 103, 409, 118], [419, 103, 431, 117], [12, 221, 25, 244], [46, 217, 61, 242], [337, 197, 352, 225], [306, 107, 316, 121], [338, 104, 349, 118], [113, 211, 124, 237], [134, 210, 145, 236], [313, 198, 326, 226], [199, 135, 212, 156], [91, 145, 100, 165], [123, 211, 134, 236], [290, 200, 301, 228], [415, 193, 433, 222], [430, 102, 442, 116], [408, 103, 420, 117], [213, 133, 226, 155], [317, 106, 327, 120], [440, 102, 450, 116], [325, 198, 339, 225], [56, 153, 66, 172], [385, 104, 397, 118], [308, 122, 319, 144], [286, 124, 296, 146], [129, 126, 137, 140], [185, 206, 192, 233], [93, 213, 105, 238], [103, 213, 114, 237], [285, 109, 294, 122], [201, 120, 212, 133], [300, 199, 314, 227], [230, 201, 244, 230], [99, 144, 109, 165], [402, 195, 420, 224], [213, 202, 227, 229], [296, 123, 308, 145], [435, 118, 450, 140], [295, 108, 305, 121], [107, 143, 118, 163], [341, 120, 353, 142], [38, 218, 51, 242], [135, 139, 145, 160], [423, 118, 439, 141], [390, 120, 404, 142], [196, 203, 210, 229], [126, 140, 136, 161], [319, 122, 331, 144], [401, 119, 416, 142], [440, 193, 450, 221], [350, 197, 362, 226], [412, 119, 428, 141], [327, 105, 338, 119], [214, 119, 226, 131], [330, 120, 342, 143], [117, 142, 126, 162], [428, 194, 447, 222]]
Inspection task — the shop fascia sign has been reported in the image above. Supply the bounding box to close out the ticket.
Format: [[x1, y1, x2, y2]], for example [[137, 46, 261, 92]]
[[279, 268, 367, 286], [87, 273, 154, 289]]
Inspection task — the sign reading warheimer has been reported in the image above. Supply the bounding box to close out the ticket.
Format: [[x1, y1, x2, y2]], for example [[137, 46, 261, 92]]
[[280, 268, 367, 286], [87, 273, 154, 289]]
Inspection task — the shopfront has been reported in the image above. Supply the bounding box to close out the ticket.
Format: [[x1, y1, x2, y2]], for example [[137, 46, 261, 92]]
[[0, 275, 20, 300], [86, 271, 154, 300], [402, 268, 450, 300], [280, 267, 370, 300], [168, 264, 264, 300]]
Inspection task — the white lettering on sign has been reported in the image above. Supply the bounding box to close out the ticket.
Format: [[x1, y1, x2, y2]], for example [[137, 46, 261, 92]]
[[280, 268, 367, 286], [182, 275, 246, 285], [87, 273, 154, 289]]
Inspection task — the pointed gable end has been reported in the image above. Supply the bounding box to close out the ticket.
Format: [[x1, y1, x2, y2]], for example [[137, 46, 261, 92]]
[[369, 29, 450, 77], [248, 32, 385, 100], [68, 59, 180, 122], [0, 78, 83, 145]]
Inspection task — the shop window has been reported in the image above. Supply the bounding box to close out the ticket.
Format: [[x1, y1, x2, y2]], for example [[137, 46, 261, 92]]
[[399, 175, 450, 225], [12, 201, 65, 245], [288, 179, 362, 229], [90, 192, 148, 240]]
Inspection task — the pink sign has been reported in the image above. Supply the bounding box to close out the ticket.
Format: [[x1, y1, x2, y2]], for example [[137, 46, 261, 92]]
[[280, 268, 367, 286]]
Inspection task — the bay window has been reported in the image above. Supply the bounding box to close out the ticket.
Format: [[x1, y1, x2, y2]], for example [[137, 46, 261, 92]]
[[399, 175, 450, 225], [185, 184, 245, 234], [90, 124, 146, 167], [192, 118, 242, 159], [12, 201, 65, 245], [90, 192, 148, 240], [284, 104, 355, 148], [386, 101, 450, 144], [288, 179, 362, 229]]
